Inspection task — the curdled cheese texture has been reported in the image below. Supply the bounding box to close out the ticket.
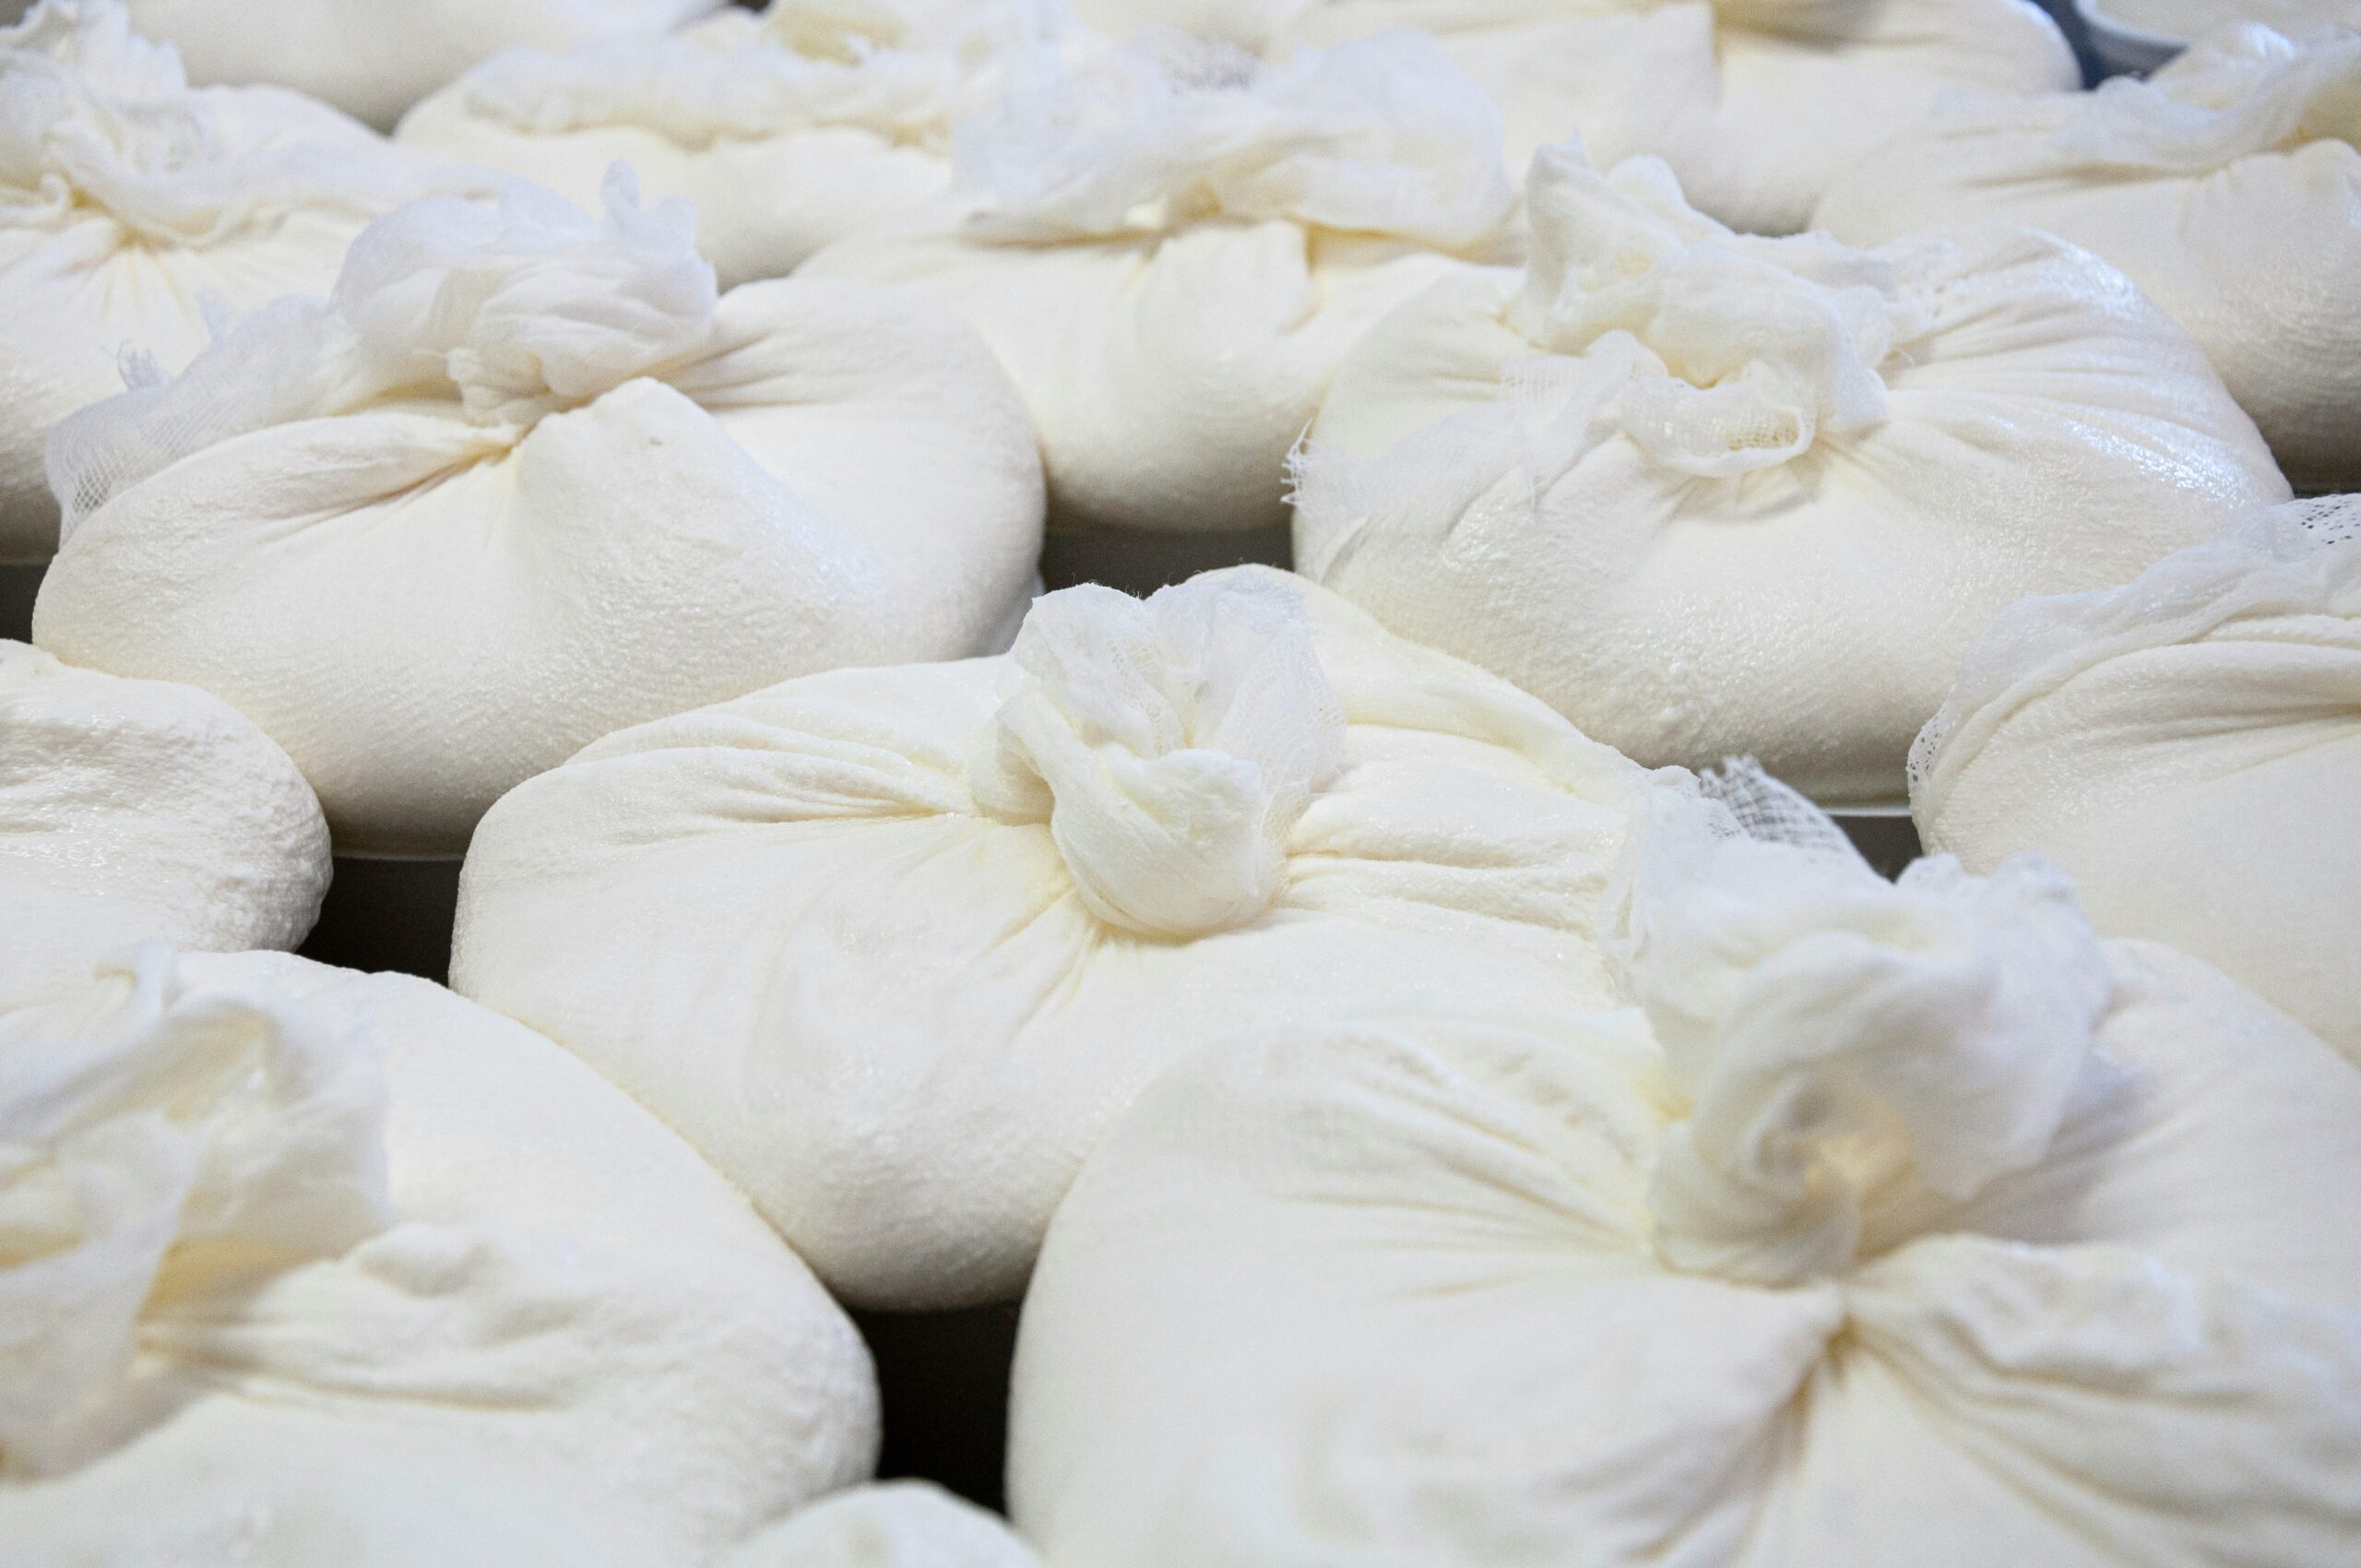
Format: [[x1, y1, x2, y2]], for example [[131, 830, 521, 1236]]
[[0, 944, 878, 1565], [452, 567, 1677, 1310], [1009, 766, 2361, 1568], [398, 0, 1061, 289], [1275, 0, 2079, 236], [1914, 494, 2361, 1062], [0, 641, 328, 1008], [1292, 144, 2288, 805], [724, 1483, 1045, 1568], [800, 30, 1518, 535], [125, 0, 723, 132], [0, 0, 495, 565], [1815, 24, 2361, 493], [33, 168, 1045, 856]]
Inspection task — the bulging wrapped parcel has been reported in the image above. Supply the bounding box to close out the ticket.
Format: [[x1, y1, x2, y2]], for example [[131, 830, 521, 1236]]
[[0, 642, 328, 1006], [1275, 0, 2080, 235], [0, 945, 877, 1565], [399, 0, 1055, 288], [1914, 493, 2361, 1061], [0, 0, 490, 566], [1815, 24, 2361, 493], [454, 568, 1675, 1310], [801, 30, 1518, 535], [34, 170, 1045, 856], [1292, 144, 2288, 804], [1009, 767, 2361, 1568], [125, 0, 723, 131]]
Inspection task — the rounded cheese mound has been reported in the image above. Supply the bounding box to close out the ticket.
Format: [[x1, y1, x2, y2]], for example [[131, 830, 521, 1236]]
[[1913, 494, 2361, 1062], [124, 0, 723, 132], [0, 945, 877, 1565], [1292, 144, 2288, 805], [0, 642, 328, 1007], [453, 567, 1672, 1310], [0, 0, 490, 565], [801, 30, 1517, 535], [724, 1483, 1045, 1568], [398, 0, 1055, 289], [1278, 0, 2079, 236], [1010, 772, 2361, 1568], [33, 170, 1045, 857], [1815, 25, 2361, 493]]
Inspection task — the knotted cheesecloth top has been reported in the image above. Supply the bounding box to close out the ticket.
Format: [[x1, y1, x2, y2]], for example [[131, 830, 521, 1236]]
[[1009, 761, 2361, 1567]]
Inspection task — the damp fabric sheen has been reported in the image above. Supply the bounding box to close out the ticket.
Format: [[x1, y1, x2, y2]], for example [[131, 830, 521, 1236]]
[[1912, 493, 2361, 1063], [0, 0, 493, 564], [31, 170, 1046, 857], [0, 946, 878, 1568], [799, 30, 1519, 535], [0, 642, 328, 1008], [1290, 144, 2289, 805], [1007, 772, 2361, 1568], [453, 567, 1676, 1311], [397, 0, 1056, 290], [122, 0, 724, 131], [1813, 23, 2361, 494], [1273, 0, 2080, 236]]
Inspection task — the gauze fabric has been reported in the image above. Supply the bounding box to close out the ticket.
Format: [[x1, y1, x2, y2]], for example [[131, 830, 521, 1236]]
[[33, 169, 1045, 856], [1009, 766, 2361, 1568], [1292, 144, 2288, 804], [0, 642, 328, 1008], [800, 30, 1517, 534], [1814, 24, 2361, 493], [724, 1483, 1046, 1568], [0, 0, 493, 564], [0, 944, 877, 1566], [1275, 0, 2079, 236], [452, 567, 1673, 1310], [1913, 493, 2361, 1062], [123, 0, 723, 132], [397, 0, 1061, 289]]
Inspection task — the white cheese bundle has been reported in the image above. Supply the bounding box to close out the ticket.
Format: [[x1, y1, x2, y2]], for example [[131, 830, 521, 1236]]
[[724, 1483, 1045, 1568], [124, 0, 723, 131], [454, 568, 1670, 1310], [0, 0, 491, 566], [32, 171, 1045, 857], [1293, 145, 2288, 804], [1815, 25, 2361, 493], [1913, 494, 2360, 1061], [0, 642, 328, 1006], [1275, 0, 2079, 235], [0, 945, 877, 1565], [399, 0, 1054, 289], [1011, 768, 2361, 1568], [801, 30, 1517, 535]]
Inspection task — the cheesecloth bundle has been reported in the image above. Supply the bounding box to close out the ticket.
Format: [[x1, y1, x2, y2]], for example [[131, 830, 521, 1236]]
[[1815, 24, 2361, 493], [1010, 763, 2361, 1568], [724, 1483, 1046, 1568], [0, 0, 495, 564], [0, 944, 877, 1566], [1275, 0, 2079, 235], [123, 0, 723, 132], [453, 567, 1674, 1310], [0, 642, 328, 1008], [33, 169, 1045, 856], [801, 30, 1518, 534], [1292, 143, 2288, 805], [1913, 493, 2361, 1061], [399, 0, 1063, 289]]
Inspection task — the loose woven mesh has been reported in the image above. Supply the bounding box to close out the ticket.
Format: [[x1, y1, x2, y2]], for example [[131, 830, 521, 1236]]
[[949, 27, 1514, 249], [45, 167, 718, 541], [1907, 493, 2361, 812], [2049, 22, 2361, 173]]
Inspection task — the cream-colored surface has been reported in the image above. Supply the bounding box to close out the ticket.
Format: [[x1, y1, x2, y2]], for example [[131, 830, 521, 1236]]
[[0, 946, 877, 1565]]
